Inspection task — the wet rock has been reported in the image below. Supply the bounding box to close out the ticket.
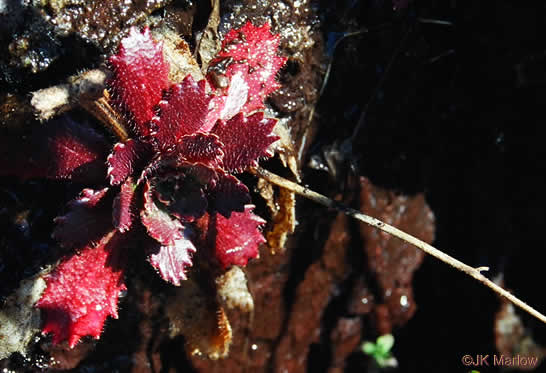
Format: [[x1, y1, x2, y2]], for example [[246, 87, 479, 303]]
[[129, 288, 163, 373], [4, 10, 61, 75], [9, 0, 170, 60], [0, 93, 34, 130], [328, 317, 362, 373], [347, 277, 375, 316], [273, 212, 351, 373], [42, 340, 95, 370], [358, 176, 435, 333]]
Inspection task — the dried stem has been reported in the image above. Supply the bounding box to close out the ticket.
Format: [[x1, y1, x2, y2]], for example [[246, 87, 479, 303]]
[[250, 166, 546, 325], [80, 94, 129, 141], [30, 68, 130, 142], [31, 68, 110, 121]]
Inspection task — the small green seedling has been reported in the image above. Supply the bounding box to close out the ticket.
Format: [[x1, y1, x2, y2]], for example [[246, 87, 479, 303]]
[[361, 334, 398, 368]]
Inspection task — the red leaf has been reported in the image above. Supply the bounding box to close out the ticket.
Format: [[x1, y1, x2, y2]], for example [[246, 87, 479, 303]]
[[112, 177, 137, 233], [45, 119, 110, 181], [173, 133, 224, 168], [53, 188, 113, 249], [209, 205, 266, 268], [147, 228, 196, 286], [211, 112, 278, 173], [109, 27, 170, 136], [107, 139, 152, 185], [211, 21, 286, 113], [0, 116, 109, 183], [152, 76, 212, 151], [203, 66, 249, 131], [36, 231, 127, 348], [209, 173, 250, 217], [140, 180, 184, 246]]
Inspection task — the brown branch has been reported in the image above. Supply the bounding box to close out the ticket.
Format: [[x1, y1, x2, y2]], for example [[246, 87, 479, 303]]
[[251, 166, 546, 325]]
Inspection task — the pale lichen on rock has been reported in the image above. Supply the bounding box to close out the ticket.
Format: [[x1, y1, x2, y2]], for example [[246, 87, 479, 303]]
[[215, 266, 254, 312], [0, 275, 46, 359]]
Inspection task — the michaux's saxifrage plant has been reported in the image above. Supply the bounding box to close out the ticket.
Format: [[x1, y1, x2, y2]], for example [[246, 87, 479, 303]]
[[0, 21, 286, 348], [5, 11, 545, 361]]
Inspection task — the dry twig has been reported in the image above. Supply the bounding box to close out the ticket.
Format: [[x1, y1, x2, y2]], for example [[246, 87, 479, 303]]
[[250, 166, 546, 325]]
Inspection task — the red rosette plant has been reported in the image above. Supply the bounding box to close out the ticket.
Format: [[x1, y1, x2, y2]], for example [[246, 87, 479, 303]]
[[1, 21, 286, 348]]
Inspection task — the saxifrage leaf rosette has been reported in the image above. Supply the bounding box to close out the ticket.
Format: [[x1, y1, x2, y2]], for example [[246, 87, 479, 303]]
[[1, 22, 286, 347]]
